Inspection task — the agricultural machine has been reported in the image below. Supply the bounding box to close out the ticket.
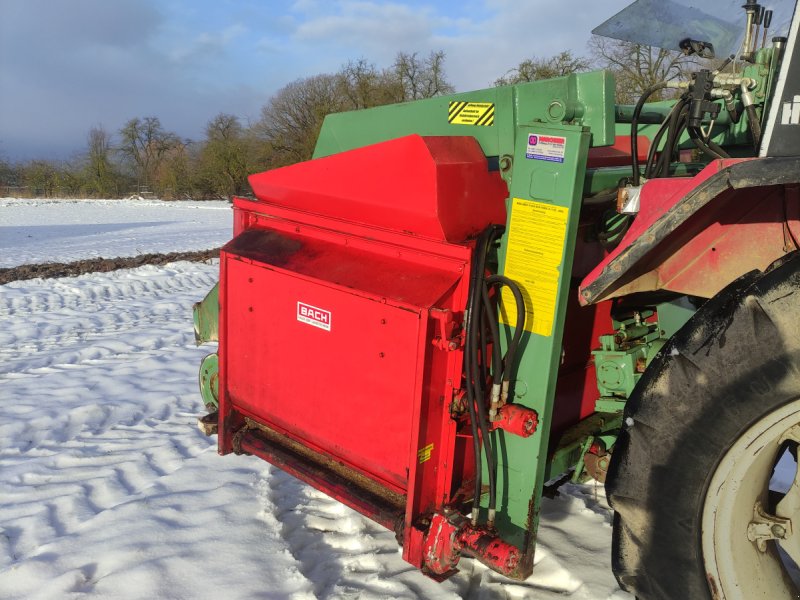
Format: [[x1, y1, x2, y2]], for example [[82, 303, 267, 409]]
[[193, 0, 800, 597]]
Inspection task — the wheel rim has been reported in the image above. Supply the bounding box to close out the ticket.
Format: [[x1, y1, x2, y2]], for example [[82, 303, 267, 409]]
[[702, 399, 800, 599]]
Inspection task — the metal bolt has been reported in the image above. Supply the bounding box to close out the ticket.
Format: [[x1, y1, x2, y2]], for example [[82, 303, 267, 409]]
[[771, 524, 787, 539], [379, 352, 385, 358]]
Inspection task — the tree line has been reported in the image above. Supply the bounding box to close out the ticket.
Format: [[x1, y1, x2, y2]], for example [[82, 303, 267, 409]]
[[1, 41, 697, 200]]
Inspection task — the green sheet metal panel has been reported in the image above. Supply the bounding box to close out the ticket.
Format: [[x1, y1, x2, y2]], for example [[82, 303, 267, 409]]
[[491, 123, 592, 565], [313, 70, 615, 159]]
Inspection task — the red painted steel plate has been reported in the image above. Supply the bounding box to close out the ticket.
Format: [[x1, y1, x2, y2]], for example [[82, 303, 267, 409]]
[[223, 230, 462, 493], [247, 134, 507, 243]]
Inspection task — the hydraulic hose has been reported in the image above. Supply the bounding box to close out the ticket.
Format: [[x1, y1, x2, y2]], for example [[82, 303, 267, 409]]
[[464, 232, 487, 524], [689, 126, 730, 160], [463, 337, 483, 525], [745, 104, 762, 151], [655, 100, 689, 179], [476, 227, 501, 524], [643, 111, 671, 180], [470, 346, 496, 523], [582, 187, 618, 207], [482, 274, 526, 526], [482, 286, 503, 389], [479, 307, 489, 385], [486, 274, 526, 383], [631, 82, 670, 187], [644, 98, 683, 180], [464, 226, 496, 524], [463, 227, 528, 527]]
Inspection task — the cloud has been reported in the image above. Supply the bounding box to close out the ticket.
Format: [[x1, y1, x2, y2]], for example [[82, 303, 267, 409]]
[[0, 0, 262, 161], [294, 2, 435, 40], [0, 0, 635, 162], [169, 24, 248, 63], [283, 0, 633, 90]]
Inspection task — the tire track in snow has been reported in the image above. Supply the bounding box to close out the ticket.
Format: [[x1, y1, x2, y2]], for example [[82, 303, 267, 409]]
[[0, 263, 218, 375], [254, 467, 619, 599], [1, 407, 213, 567], [259, 467, 471, 600], [0, 263, 220, 570]]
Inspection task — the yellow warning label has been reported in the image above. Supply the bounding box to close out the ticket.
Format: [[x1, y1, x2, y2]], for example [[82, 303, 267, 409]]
[[417, 443, 434, 464], [448, 101, 494, 126], [500, 199, 569, 337]]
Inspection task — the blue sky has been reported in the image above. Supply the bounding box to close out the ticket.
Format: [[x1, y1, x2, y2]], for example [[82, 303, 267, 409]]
[[0, 0, 631, 161]]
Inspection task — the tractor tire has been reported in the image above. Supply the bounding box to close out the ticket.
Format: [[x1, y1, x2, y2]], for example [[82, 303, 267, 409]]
[[606, 252, 800, 600]]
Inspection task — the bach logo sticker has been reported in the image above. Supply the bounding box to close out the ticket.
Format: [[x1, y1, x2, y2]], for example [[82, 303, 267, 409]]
[[297, 302, 331, 331], [526, 133, 566, 162]]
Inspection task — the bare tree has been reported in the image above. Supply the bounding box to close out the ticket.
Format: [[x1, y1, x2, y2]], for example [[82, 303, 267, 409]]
[[589, 36, 697, 103], [84, 126, 120, 197], [256, 50, 454, 167], [495, 51, 591, 86], [154, 140, 192, 199], [393, 50, 454, 100], [20, 160, 60, 197], [0, 156, 17, 192], [118, 116, 179, 190], [256, 74, 349, 167], [198, 113, 253, 198], [338, 59, 403, 109]]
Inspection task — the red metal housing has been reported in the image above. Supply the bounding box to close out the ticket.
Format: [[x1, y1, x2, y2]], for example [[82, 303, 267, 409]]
[[216, 135, 512, 573], [579, 158, 800, 304]]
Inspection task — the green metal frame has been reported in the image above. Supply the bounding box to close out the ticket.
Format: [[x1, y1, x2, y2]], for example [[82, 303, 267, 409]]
[[193, 282, 219, 344], [314, 71, 616, 159], [490, 121, 592, 554]]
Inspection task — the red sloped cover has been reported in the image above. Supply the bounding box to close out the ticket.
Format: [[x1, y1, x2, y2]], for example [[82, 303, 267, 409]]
[[248, 134, 507, 243]]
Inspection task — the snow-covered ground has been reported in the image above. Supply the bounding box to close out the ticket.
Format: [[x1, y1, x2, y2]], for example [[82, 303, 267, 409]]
[[0, 198, 232, 268], [0, 199, 630, 599]]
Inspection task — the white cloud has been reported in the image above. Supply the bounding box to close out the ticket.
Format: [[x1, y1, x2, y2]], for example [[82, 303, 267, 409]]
[[292, 1, 438, 62], [169, 23, 248, 63], [284, 0, 633, 90], [439, 0, 634, 89], [0, 0, 637, 161]]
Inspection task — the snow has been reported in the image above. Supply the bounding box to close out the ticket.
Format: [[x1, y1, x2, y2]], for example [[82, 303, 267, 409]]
[[0, 198, 232, 268], [0, 199, 630, 599]]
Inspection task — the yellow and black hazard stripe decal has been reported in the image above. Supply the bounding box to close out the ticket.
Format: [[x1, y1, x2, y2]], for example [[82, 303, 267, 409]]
[[417, 443, 434, 464], [448, 101, 495, 126]]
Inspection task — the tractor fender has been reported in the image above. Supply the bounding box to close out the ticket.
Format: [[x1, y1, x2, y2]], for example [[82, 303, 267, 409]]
[[579, 156, 800, 306], [606, 250, 800, 599]]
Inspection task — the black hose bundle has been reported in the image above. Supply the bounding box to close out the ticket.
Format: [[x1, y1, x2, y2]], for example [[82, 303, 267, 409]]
[[688, 126, 731, 159], [644, 95, 691, 180], [631, 82, 670, 186], [745, 103, 762, 151], [463, 225, 526, 526]]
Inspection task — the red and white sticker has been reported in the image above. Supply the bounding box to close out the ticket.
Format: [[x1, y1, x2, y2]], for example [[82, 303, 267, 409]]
[[526, 133, 566, 163], [297, 301, 331, 331]]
